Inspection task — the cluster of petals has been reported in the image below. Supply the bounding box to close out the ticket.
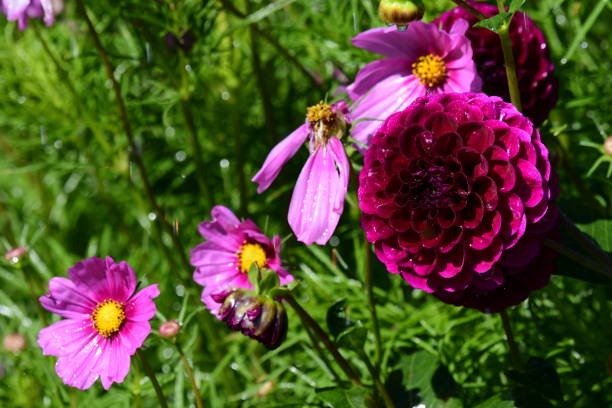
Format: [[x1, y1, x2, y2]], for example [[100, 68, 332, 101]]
[[434, 1, 558, 125], [190, 206, 294, 315], [37, 256, 159, 390], [358, 93, 558, 312], [252, 101, 351, 245], [1, 0, 58, 30], [347, 19, 482, 149]]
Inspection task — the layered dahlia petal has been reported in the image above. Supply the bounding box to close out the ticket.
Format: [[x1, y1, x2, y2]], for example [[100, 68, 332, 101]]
[[358, 93, 557, 312], [252, 124, 309, 193], [435, 1, 558, 125]]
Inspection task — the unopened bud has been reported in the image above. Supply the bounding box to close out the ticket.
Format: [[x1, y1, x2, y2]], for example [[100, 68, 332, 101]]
[[212, 289, 288, 350], [604, 136, 612, 156], [3, 333, 26, 353], [378, 0, 424, 28], [4, 247, 26, 265], [159, 320, 181, 338]]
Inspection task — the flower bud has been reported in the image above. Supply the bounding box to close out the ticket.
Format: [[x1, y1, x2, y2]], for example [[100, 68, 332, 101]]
[[3, 333, 26, 353], [212, 289, 288, 350], [159, 320, 181, 338], [4, 247, 26, 265], [378, 0, 424, 28], [604, 136, 612, 156]]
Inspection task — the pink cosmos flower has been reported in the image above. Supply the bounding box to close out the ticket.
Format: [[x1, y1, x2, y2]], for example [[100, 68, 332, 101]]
[[190, 206, 294, 315], [37, 256, 159, 390], [252, 101, 351, 245], [347, 20, 481, 148], [1, 0, 57, 30]]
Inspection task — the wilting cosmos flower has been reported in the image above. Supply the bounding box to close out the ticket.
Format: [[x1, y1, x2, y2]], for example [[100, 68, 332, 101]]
[[347, 20, 481, 148], [0, 0, 57, 30], [37, 257, 159, 389], [358, 93, 557, 312], [190, 206, 293, 314], [252, 101, 351, 245], [435, 1, 558, 125], [212, 288, 288, 350]]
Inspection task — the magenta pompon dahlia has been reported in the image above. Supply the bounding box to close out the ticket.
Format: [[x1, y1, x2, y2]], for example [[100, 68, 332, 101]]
[[347, 20, 481, 149], [37, 256, 159, 390], [1, 0, 56, 30], [190, 206, 294, 315], [434, 1, 558, 125], [358, 93, 558, 313], [252, 101, 351, 245]]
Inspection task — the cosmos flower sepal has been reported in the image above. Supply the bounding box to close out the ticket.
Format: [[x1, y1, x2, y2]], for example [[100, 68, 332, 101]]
[[248, 264, 299, 298]]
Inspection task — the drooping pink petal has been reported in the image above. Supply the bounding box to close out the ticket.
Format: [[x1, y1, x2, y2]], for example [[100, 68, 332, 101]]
[[288, 139, 348, 245], [252, 123, 309, 193], [346, 58, 413, 101], [54, 332, 105, 390], [100, 338, 131, 390], [37, 318, 95, 357]]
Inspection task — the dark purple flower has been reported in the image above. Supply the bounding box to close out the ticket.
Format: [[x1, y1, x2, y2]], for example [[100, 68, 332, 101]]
[[358, 92, 558, 313], [212, 289, 288, 350], [434, 1, 558, 125]]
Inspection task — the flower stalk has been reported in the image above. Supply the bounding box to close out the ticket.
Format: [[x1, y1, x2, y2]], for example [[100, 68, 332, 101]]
[[450, 0, 487, 20], [283, 292, 363, 387], [356, 348, 394, 408], [496, 0, 523, 112], [137, 350, 169, 408], [364, 242, 382, 370], [75, 0, 192, 281], [176, 343, 204, 408], [499, 310, 523, 370]]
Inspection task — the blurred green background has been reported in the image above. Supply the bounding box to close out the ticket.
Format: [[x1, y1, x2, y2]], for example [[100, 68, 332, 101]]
[[0, 0, 611, 407]]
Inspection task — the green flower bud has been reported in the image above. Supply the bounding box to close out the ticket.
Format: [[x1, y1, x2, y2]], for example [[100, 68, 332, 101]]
[[378, 0, 425, 29]]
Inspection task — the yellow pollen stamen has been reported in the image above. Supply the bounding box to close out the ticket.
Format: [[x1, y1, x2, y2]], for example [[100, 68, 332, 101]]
[[412, 54, 448, 88], [237, 242, 267, 273], [306, 101, 334, 125], [92, 299, 126, 338]]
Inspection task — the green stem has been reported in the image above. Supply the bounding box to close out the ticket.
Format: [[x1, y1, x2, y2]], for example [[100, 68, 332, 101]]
[[176, 343, 204, 408], [499, 310, 523, 370], [543, 239, 612, 280], [283, 292, 363, 387], [137, 350, 168, 408], [496, 1, 523, 112], [563, 0, 609, 62], [364, 242, 382, 371], [356, 349, 394, 408], [450, 0, 487, 20], [302, 320, 344, 384], [76, 0, 192, 281]]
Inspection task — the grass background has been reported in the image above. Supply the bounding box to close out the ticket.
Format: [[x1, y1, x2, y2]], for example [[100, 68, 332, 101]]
[[0, 0, 611, 407]]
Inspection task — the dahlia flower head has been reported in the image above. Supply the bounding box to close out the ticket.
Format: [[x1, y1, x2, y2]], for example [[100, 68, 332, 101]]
[[1, 0, 58, 30], [37, 257, 160, 389], [190, 206, 294, 315], [435, 1, 558, 126], [347, 19, 481, 149], [358, 93, 558, 312], [252, 101, 351, 245]]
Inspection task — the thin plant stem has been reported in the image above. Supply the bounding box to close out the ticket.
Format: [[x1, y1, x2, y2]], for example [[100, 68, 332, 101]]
[[283, 292, 363, 387], [176, 343, 204, 408], [249, 23, 277, 146], [450, 0, 487, 20], [76, 0, 192, 280], [364, 242, 382, 371], [499, 310, 523, 370], [356, 348, 394, 408], [302, 320, 344, 384], [496, 0, 523, 112], [137, 350, 169, 408], [543, 239, 612, 280], [563, 0, 609, 62]]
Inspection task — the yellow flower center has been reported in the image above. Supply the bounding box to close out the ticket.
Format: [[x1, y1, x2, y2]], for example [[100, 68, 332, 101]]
[[238, 242, 267, 274], [92, 299, 126, 338], [306, 102, 334, 125], [412, 54, 448, 88]]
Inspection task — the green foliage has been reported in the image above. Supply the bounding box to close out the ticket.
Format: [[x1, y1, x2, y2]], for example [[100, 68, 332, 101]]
[[0, 0, 611, 407]]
